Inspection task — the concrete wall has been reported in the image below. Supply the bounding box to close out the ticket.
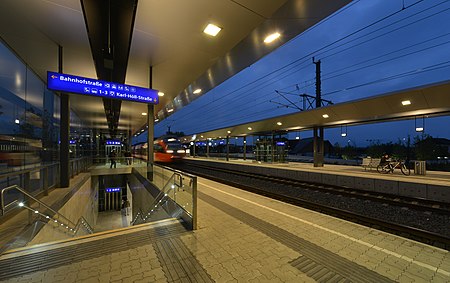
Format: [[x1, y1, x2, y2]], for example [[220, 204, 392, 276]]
[[28, 176, 98, 246]]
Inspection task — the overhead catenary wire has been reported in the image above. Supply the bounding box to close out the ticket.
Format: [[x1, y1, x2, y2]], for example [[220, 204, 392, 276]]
[[155, 0, 448, 134], [321, 60, 450, 97]]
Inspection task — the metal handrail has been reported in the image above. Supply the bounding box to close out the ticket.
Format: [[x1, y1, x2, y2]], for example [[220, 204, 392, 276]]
[[74, 216, 94, 234], [130, 172, 181, 225], [1, 185, 93, 235], [130, 208, 145, 225]]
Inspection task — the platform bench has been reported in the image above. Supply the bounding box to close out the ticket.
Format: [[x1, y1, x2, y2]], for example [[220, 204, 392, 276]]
[[362, 158, 381, 171]]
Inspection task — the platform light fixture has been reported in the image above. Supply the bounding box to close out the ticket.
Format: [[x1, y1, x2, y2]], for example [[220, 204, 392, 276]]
[[203, 23, 222, 37], [341, 125, 347, 137], [167, 108, 174, 113], [227, 130, 231, 134], [322, 114, 329, 118], [415, 115, 425, 132], [295, 136, 300, 140], [401, 100, 411, 106], [15, 119, 20, 124], [277, 122, 282, 126], [264, 32, 280, 43], [193, 88, 202, 94], [158, 91, 165, 97], [141, 112, 147, 116], [247, 127, 252, 130]]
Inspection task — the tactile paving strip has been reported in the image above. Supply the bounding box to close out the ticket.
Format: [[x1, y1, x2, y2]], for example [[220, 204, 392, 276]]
[[290, 255, 349, 282], [0, 222, 188, 281], [154, 237, 214, 282], [199, 191, 394, 283]]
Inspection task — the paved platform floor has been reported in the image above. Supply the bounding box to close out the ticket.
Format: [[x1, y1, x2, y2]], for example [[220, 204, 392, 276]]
[[1, 177, 449, 282]]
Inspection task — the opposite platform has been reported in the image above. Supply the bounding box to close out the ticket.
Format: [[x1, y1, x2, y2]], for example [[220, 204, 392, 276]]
[[185, 157, 450, 203]]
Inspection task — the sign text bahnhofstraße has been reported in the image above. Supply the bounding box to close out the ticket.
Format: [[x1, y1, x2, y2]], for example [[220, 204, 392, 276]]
[[47, 71, 159, 104]]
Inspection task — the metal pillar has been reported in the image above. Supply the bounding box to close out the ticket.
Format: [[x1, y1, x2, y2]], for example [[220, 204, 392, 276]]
[[206, 140, 210, 158], [226, 136, 230, 161], [313, 127, 324, 167], [243, 136, 247, 160], [271, 132, 275, 162], [313, 58, 324, 167], [59, 45, 70, 186]]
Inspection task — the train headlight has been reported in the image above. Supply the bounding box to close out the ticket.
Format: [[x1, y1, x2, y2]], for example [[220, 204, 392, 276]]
[[177, 150, 185, 154], [166, 150, 174, 153]]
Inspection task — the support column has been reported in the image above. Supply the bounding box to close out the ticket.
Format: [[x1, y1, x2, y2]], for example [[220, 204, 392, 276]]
[[313, 127, 324, 167], [147, 66, 154, 180], [226, 136, 230, 161], [243, 136, 247, 160], [271, 133, 275, 162], [206, 139, 210, 158], [59, 45, 70, 187]]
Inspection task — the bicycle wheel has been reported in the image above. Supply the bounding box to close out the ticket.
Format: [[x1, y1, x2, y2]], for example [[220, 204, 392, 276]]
[[377, 164, 390, 174], [401, 163, 410, 176]]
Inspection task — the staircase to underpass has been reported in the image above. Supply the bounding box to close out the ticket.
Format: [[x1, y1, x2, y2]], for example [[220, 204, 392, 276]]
[[0, 218, 188, 281]]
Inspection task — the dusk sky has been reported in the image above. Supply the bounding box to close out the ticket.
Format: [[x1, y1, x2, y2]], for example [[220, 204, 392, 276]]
[[146, 0, 450, 146]]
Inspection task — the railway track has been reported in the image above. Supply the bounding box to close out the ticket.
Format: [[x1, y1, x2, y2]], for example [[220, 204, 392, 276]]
[[169, 161, 450, 250]]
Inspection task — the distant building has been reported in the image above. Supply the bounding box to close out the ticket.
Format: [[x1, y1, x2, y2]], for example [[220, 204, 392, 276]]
[[432, 138, 450, 153]]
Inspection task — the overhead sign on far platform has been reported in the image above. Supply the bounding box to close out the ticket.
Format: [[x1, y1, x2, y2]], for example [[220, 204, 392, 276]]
[[47, 71, 159, 104]]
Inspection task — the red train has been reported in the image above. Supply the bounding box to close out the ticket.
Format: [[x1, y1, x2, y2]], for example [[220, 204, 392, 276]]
[[132, 137, 186, 163]]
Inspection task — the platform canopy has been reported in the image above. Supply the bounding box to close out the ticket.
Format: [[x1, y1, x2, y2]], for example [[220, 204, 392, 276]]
[[0, 0, 351, 137], [182, 80, 450, 141]]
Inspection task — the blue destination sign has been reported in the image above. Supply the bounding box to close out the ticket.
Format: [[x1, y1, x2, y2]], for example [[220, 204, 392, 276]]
[[47, 71, 159, 104]]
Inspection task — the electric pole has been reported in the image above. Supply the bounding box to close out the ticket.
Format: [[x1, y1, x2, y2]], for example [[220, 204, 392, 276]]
[[313, 58, 324, 167]]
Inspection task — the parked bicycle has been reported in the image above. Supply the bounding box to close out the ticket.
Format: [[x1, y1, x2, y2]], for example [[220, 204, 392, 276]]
[[377, 159, 410, 175]]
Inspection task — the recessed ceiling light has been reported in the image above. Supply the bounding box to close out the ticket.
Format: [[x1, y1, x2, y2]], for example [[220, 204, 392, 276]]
[[193, 88, 202, 94], [204, 24, 222, 36], [158, 92, 165, 97], [264, 32, 280, 43], [141, 112, 147, 116], [227, 130, 231, 134], [401, 100, 411, 106], [322, 114, 329, 118], [277, 122, 282, 126], [167, 109, 174, 113], [248, 127, 252, 130]]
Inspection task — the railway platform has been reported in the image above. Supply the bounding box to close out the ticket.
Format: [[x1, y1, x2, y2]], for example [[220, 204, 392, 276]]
[[1, 176, 449, 282], [184, 157, 450, 203]]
